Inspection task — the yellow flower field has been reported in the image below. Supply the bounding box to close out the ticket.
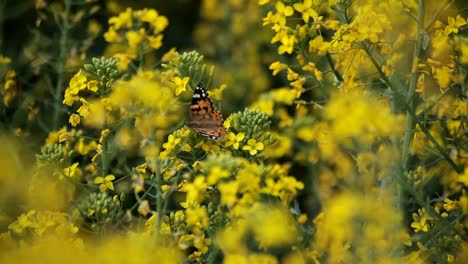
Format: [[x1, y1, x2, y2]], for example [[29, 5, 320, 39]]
[[0, 0, 467, 263]]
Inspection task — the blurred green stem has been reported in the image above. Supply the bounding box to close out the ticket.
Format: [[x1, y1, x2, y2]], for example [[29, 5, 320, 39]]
[[0, 0, 5, 52], [52, 0, 72, 130]]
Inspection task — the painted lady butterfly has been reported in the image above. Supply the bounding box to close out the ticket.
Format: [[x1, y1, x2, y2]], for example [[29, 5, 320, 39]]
[[187, 82, 228, 140]]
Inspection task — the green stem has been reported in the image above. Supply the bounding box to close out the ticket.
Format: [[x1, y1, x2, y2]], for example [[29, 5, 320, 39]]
[[100, 137, 107, 176], [52, 0, 72, 130], [417, 121, 461, 173], [365, 43, 460, 172], [153, 169, 163, 240], [363, 43, 405, 95], [397, 0, 425, 214], [401, 0, 425, 171], [325, 52, 343, 82], [100, 119, 109, 177]]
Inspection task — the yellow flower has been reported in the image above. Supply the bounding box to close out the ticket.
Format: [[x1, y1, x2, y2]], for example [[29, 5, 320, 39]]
[[101, 98, 112, 111], [276, 1, 294, 17], [63, 91, 77, 106], [138, 200, 150, 216], [160, 134, 181, 158], [242, 139, 264, 155], [77, 99, 90, 118], [286, 68, 299, 81], [113, 53, 132, 70], [411, 208, 432, 232], [433, 66, 452, 90], [69, 113, 81, 127], [249, 205, 298, 248], [171, 76, 189, 96], [278, 34, 297, 54], [180, 176, 207, 206], [87, 80, 99, 92], [94, 174, 116, 192], [443, 198, 458, 212], [302, 62, 323, 80], [126, 29, 145, 48], [293, 0, 318, 23], [67, 70, 87, 95], [218, 181, 239, 207], [151, 14, 169, 33], [269, 61, 287, 76], [444, 15, 466, 35], [258, 0, 271, 5], [64, 162, 81, 178], [136, 163, 147, 174], [208, 84, 226, 101], [185, 205, 209, 229], [262, 11, 280, 27], [162, 47, 177, 62], [207, 166, 230, 185], [108, 7, 133, 30], [291, 77, 306, 97], [308, 35, 330, 56], [224, 132, 245, 150], [147, 35, 164, 49], [58, 130, 73, 142], [138, 8, 159, 24], [103, 27, 121, 43], [99, 129, 110, 143], [0, 55, 11, 64]]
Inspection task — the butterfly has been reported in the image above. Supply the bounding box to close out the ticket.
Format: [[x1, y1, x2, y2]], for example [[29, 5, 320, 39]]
[[186, 82, 228, 140]]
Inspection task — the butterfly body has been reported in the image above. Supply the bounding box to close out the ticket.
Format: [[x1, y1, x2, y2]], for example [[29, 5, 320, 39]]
[[187, 82, 227, 140]]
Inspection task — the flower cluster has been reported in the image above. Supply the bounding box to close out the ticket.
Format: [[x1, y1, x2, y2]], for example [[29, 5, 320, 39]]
[[1, 1, 467, 264], [104, 8, 169, 70]]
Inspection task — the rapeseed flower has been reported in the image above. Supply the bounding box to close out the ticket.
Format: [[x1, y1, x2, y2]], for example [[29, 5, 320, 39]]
[[242, 139, 264, 155], [63, 163, 81, 178], [411, 208, 432, 233], [293, 0, 318, 23], [171, 76, 189, 96], [224, 132, 245, 150], [94, 174, 116, 192]]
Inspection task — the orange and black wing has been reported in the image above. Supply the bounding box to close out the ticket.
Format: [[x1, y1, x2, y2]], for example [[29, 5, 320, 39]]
[[186, 82, 227, 140]]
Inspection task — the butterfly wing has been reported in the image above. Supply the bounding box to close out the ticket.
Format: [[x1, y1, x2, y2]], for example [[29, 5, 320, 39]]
[[187, 82, 227, 140]]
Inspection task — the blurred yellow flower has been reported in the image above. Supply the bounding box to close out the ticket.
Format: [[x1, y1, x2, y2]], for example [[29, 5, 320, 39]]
[[138, 200, 150, 216], [218, 181, 239, 207], [100, 97, 112, 111], [126, 29, 145, 48], [251, 206, 298, 248], [148, 34, 164, 49], [207, 165, 230, 185]]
